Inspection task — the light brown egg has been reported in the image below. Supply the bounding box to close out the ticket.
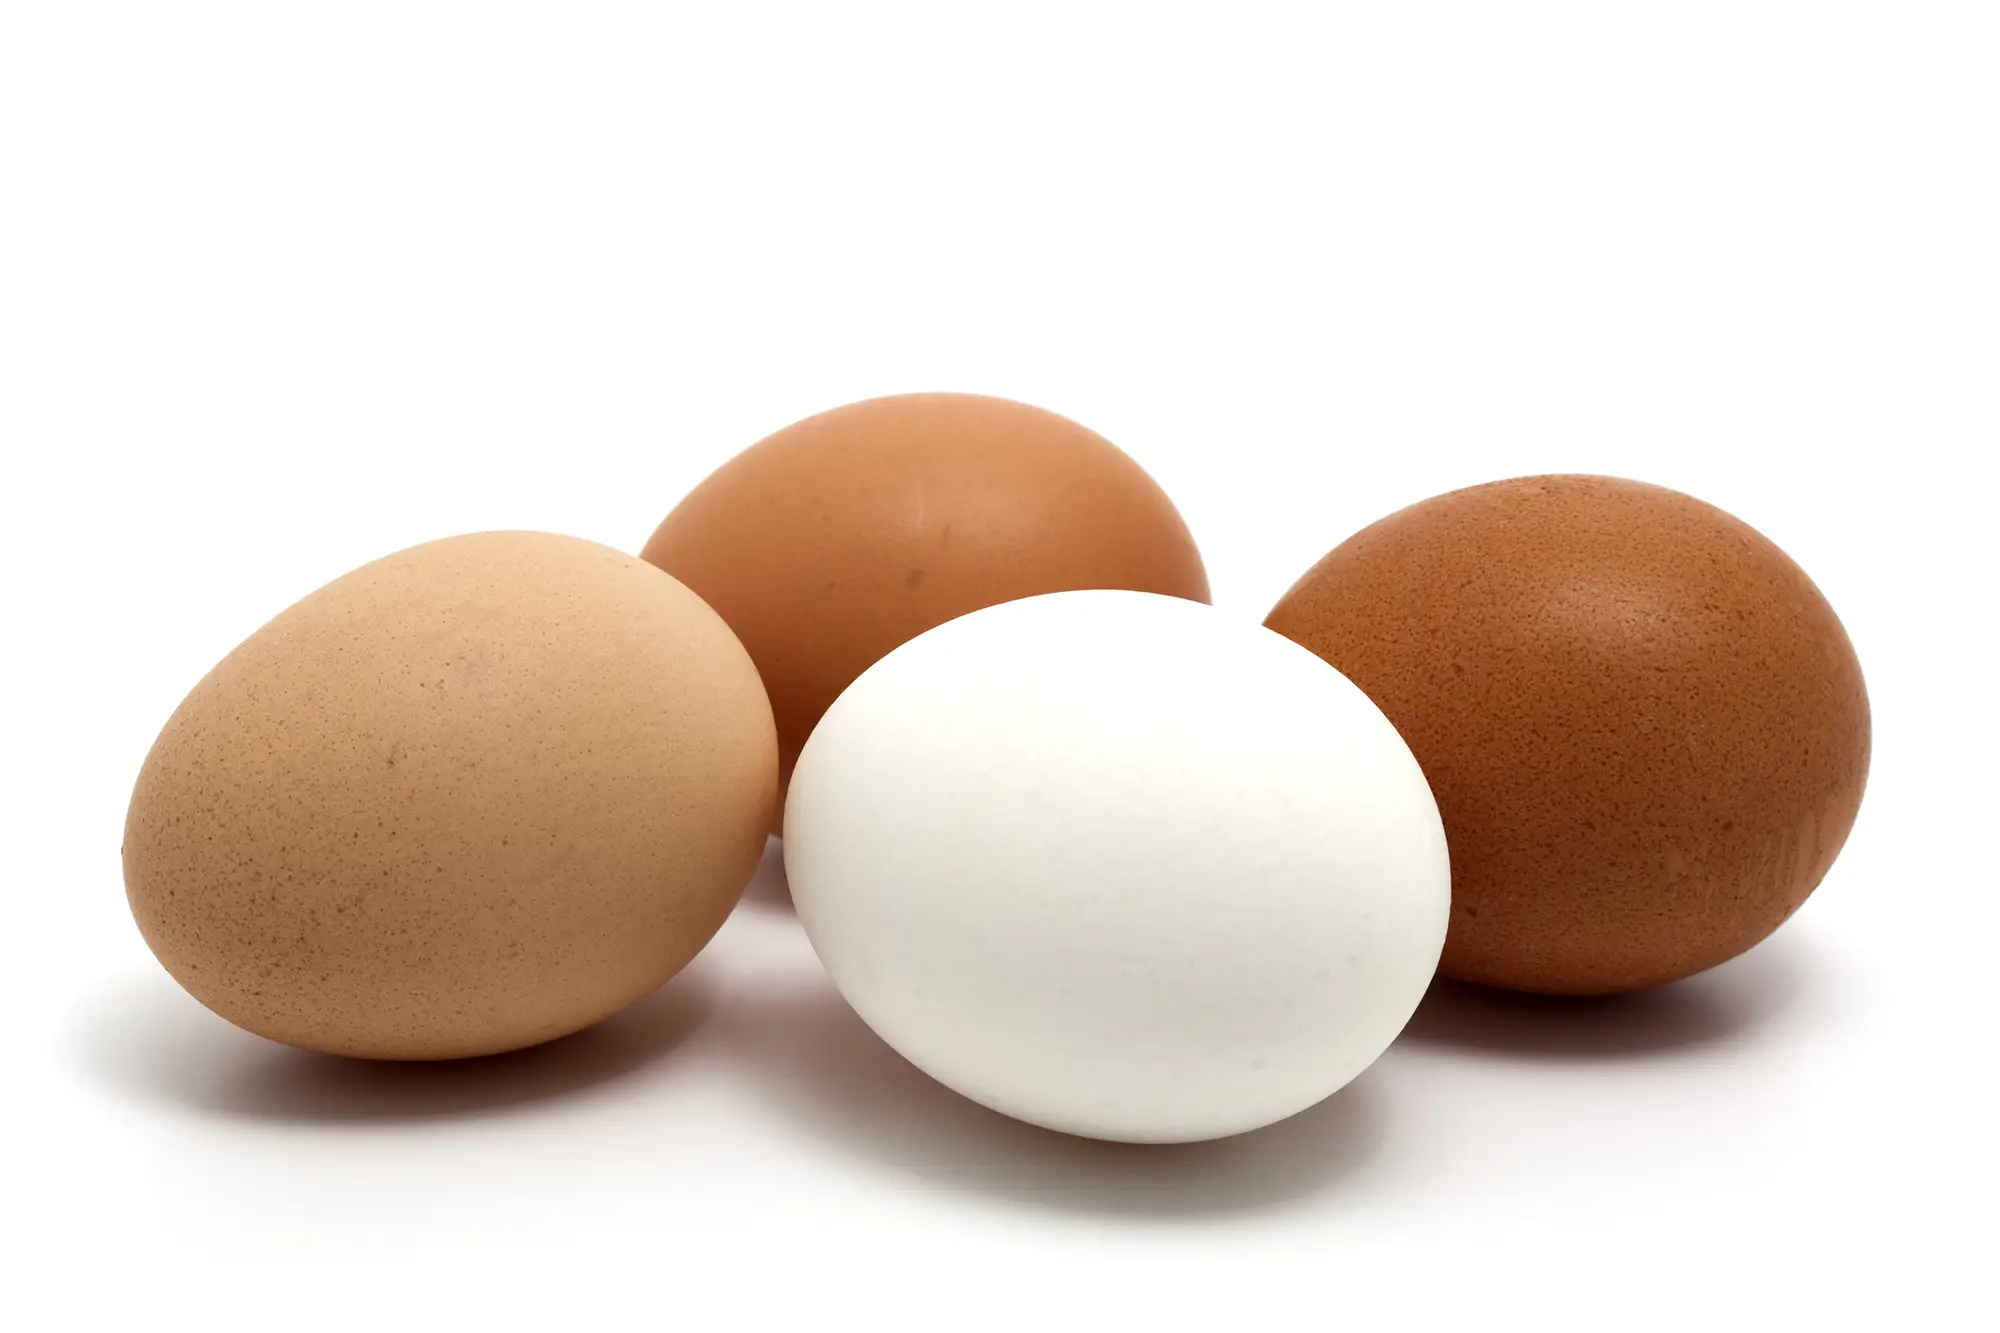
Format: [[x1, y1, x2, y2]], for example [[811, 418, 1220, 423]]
[[642, 393, 1209, 820], [1265, 475, 1870, 995], [123, 531, 777, 1059]]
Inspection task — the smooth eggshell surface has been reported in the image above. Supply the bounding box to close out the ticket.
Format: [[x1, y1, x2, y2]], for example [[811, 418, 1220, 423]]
[[641, 393, 1209, 818], [1265, 475, 1870, 995], [784, 590, 1450, 1144], [123, 531, 777, 1059]]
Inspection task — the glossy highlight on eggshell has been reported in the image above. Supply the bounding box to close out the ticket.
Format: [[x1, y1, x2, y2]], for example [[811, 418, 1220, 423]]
[[640, 392, 1210, 820], [122, 531, 778, 1060], [1265, 475, 1870, 996]]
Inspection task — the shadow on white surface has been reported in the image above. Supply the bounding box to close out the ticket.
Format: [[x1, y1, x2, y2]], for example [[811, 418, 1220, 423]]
[[1400, 932, 1816, 1059], [67, 966, 720, 1123], [723, 972, 1385, 1219], [735, 837, 793, 915]]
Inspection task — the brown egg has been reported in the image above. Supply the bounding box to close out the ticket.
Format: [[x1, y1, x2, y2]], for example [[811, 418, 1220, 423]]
[[642, 393, 1209, 816], [1265, 475, 1870, 995], [123, 532, 777, 1059]]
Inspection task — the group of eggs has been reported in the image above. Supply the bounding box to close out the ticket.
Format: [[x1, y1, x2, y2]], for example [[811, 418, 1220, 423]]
[[123, 393, 1871, 1144]]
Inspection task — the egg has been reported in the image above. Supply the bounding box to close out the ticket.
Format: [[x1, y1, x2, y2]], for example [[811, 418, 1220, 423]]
[[641, 393, 1209, 820], [1265, 475, 1870, 995], [122, 532, 777, 1059], [784, 590, 1450, 1144]]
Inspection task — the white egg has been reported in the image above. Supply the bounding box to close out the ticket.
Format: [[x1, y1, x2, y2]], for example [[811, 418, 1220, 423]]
[[783, 589, 1450, 1144]]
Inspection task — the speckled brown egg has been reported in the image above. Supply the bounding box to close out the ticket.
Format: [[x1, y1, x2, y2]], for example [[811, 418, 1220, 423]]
[[642, 393, 1209, 818], [123, 531, 777, 1059], [1265, 475, 1870, 995]]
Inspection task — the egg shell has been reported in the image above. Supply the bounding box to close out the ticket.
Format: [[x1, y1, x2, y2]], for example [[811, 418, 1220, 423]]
[[785, 590, 1450, 1144], [123, 531, 777, 1059], [1265, 475, 1870, 995], [641, 393, 1209, 818]]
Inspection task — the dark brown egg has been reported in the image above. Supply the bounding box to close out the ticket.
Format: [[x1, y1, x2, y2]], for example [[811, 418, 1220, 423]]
[[1265, 475, 1869, 995], [642, 393, 1210, 818]]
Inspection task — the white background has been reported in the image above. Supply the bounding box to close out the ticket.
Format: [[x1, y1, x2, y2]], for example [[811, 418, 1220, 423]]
[[4, 3, 1994, 1327]]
